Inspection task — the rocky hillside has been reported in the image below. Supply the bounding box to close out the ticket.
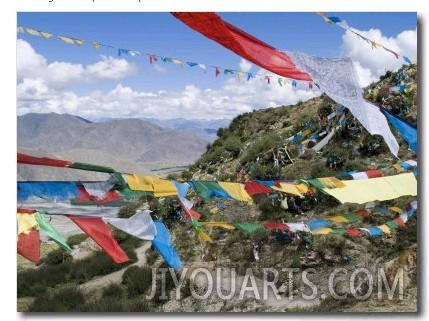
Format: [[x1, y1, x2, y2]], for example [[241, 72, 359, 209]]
[[159, 63, 418, 312]]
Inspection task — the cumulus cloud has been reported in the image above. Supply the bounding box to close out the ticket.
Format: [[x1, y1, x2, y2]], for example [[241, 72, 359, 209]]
[[17, 39, 137, 91], [340, 27, 417, 87], [17, 39, 47, 83], [239, 58, 253, 72]]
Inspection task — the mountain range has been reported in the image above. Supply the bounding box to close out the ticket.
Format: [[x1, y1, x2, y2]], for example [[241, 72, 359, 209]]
[[17, 113, 213, 180]]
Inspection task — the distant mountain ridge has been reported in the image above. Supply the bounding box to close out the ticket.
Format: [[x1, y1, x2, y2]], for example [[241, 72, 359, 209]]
[[142, 117, 230, 142], [17, 112, 210, 180]]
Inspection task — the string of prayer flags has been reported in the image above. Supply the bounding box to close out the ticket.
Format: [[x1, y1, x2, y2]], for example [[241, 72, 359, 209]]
[[316, 13, 413, 64], [18, 25, 311, 90]]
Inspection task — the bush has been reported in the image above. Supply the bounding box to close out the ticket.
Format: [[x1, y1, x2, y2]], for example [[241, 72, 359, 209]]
[[28, 286, 85, 312], [242, 133, 282, 165], [257, 197, 283, 221], [318, 104, 333, 118], [310, 162, 337, 178], [17, 263, 72, 297], [102, 283, 126, 299], [67, 233, 88, 247], [43, 248, 72, 266], [250, 228, 270, 244], [249, 163, 280, 181], [69, 250, 131, 282], [223, 136, 242, 158], [181, 170, 193, 181], [122, 266, 153, 296], [313, 234, 346, 255]]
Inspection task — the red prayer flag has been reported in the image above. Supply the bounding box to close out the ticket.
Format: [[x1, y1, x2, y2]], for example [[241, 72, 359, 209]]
[[17, 153, 72, 167], [75, 185, 122, 204], [345, 228, 361, 237], [355, 209, 369, 218], [182, 206, 202, 221], [244, 181, 271, 196], [17, 208, 37, 214], [172, 12, 312, 81], [215, 67, 220, 77], [262, 222, 290, 231], [17, 229, 41, 264], [393, 217, 405, 227], [68, 216, 130, 263], [365, 169, 383, 178]]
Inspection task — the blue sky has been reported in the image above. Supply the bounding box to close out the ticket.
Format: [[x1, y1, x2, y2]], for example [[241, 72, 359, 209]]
[[16, 11, 418, 121]]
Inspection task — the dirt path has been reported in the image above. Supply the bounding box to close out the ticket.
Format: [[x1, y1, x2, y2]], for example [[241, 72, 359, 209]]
[[78, 241, 151, 293]]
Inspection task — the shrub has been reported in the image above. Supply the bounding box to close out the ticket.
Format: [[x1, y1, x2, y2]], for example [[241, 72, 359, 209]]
[[43, 248, 72, 266], [257, 197, 282, 221], [17, 263, 73, 297], [27, 286, 85, 312], [250, 228, 270, 244], [102, 283, 126, 299], [313, 234, 346, 255], [67, 233, 88, 247], [223, 136, 242, 158], [317, 104, 333, 118], [69, 250, 130, 282], [249, 163, 280, 181], [180, 170, 193, 181], [310, 162, 337, 178], [122, 266, 153, 296]]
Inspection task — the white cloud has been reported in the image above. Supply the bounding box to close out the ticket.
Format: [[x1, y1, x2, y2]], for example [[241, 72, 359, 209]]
[[16, 39, 47, 83], [17, 39, 137, 92], [86, 55, 137, 81], [340, 27, 417, 87], [17, 39, 319, 121], [153, 64, 167, 73], [239, 58, 253, 72]]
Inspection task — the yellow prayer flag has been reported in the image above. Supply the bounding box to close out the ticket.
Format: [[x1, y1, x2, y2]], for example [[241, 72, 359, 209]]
[[58, 36, 75, 44], [40, 32, 53, 39], [218, 181, 253, 204], [295, 184, 309, 194], [26, 28, 41, 36], [319, 177, 346, 189], [152, 179, 178, 197], [200, 222, 236, 230], [271, 183, 303, 196], [237, 71, 244, 81], [124, 173, 155, 191], [323, 173, 417, 204], [328, 216, 349, 223], [197, 229, 213, 243], [312, 227, 332, 235], [378, 225, 391, 234], [17, 213, 38, 235], [172, 59, 183, 66], [388, 206, 403, 214]]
